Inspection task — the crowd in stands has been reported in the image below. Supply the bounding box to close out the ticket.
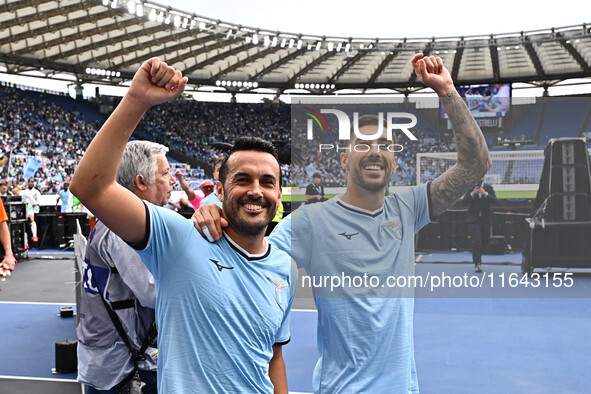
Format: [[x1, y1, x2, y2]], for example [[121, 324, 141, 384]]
[[0, 84, 99, 189], [1, 83, 552, 195]]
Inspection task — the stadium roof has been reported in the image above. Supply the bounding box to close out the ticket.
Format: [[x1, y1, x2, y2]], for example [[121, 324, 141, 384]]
[[1, 0, 591, 94]]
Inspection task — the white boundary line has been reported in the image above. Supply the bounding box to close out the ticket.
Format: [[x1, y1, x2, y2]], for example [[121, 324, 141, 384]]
[[0, 375, 78, 383], [0, 301, 75, 305]]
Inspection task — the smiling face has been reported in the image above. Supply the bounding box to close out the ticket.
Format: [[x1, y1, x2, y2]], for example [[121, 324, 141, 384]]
[[219, 150, 282, 236], [341, 124, 398, 194]]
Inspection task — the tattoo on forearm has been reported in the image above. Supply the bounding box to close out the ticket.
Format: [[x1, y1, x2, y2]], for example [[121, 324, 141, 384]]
[[431, 92, 492, 215]]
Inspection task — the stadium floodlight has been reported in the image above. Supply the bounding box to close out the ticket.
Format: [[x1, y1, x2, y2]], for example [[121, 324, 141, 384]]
[[252, 33, 259, 45], [280, 38, 287, 48], [182, 17, 188, 28], [102, 0, 109, 6], [297, 39, 302, 49], [216, 80, 221, 86], [321, 84, 325, 89], [327, 42, 334, 51], [253, 82, 258, 88], [226, 29, 233, 38], [315, 84, 320, 89], [157, 11, 164, 23], [359, 43, 364, 49], [221, 81, 226, 86], [136, 4, 143, 17], [304, 83, 310, 89], [289, 39, 295, 48], [237, 81, 243, 87], [232, 81, 237, 87], [345, 43, 351, 52], [199, 22, 206, 30], [315, 42, 322, 50], [116, 72, 120, 77], [111, 0, 118, 9], [336, 42, 342, 52], [127, 0, 135, 14], [174, 15, 181, 27], [264, 35, 270, 46], [331, 84, 335, 89], [85, 68, 91, 74], [164, 14, 171, 24], [148, 8, 157, 21]]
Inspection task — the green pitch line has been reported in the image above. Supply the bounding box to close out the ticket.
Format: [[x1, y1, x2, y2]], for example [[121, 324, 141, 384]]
[[281, 190, 536, 202]]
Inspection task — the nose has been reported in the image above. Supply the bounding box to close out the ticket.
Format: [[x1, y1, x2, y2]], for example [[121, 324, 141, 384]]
[[247, 180, 263, 199], [169, 172, 177, 186]]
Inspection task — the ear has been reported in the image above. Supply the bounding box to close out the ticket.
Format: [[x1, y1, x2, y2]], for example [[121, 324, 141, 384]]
[[340, 152, 349, 172], [134, 174, 148, 192], [216, 181, 224, 203]]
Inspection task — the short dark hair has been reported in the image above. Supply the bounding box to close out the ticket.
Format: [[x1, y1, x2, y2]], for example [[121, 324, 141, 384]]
[[313, 172, 321, 179], [348, 114, 395, 146], [218, 137, 282, 186]]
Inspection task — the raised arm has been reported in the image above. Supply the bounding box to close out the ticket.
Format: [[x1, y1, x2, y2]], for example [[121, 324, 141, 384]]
[[70, 58, 187, 244], [174, 169, 196, 200], [412, 54, 492, 217]]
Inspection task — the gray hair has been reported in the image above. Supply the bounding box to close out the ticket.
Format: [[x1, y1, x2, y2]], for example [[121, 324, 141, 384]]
[[116, 140, 169, 191]]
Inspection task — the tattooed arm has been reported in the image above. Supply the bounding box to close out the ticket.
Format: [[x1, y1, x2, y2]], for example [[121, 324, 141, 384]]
[[412, 54, 492, 217]]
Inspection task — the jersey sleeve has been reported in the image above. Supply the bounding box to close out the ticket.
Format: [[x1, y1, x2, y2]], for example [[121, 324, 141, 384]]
[[396, 183, 432, 233], [269, 210, 312, 271], [274, 259, 298, 346], [135, 202, 193, 281]]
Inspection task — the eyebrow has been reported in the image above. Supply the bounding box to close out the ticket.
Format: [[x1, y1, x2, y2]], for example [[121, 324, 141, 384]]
[[232, 172, 278, 181]]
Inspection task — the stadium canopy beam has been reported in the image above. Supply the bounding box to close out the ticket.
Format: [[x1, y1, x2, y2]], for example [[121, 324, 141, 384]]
[[181, 41, 255, 76], [103, 34, 216, 69], [0, 9, 121, 47], [2, 0, 56, 13], [557, 33, 591, 74], [211, 46, 282, 80], [450, 40, 465, 82], [287, 51, 335, 86], [85, 29, 201, 66], [368, 46, 403, 85], [10, 17, 140, 56], [2, 2, 95, 30], [250, 47, 308, 81], [327, 50, 368, 84], [44, 25, 169, 63], [523, 38, 546, 79], [154, 39, 238, 72], [489, 37, 501, 80]]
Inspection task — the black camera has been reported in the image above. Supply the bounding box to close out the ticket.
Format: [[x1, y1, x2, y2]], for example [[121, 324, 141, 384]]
[[118, 372, 146, 394]]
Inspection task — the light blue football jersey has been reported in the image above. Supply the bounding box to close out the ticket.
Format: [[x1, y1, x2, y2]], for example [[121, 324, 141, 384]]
[[137, 203, 296, 394], [269, 183, 432, 393]]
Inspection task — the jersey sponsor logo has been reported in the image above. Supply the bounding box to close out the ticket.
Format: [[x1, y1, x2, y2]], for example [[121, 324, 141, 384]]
[[382, 217, 402, 240], [82, 259, 109, 294], [338, 232, 359, 240], [268, 276, 288, 305], [209, 258, 234, 272]]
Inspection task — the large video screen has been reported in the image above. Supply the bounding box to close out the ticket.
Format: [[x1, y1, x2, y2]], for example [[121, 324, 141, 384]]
[[442, 83, 511, 119]]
